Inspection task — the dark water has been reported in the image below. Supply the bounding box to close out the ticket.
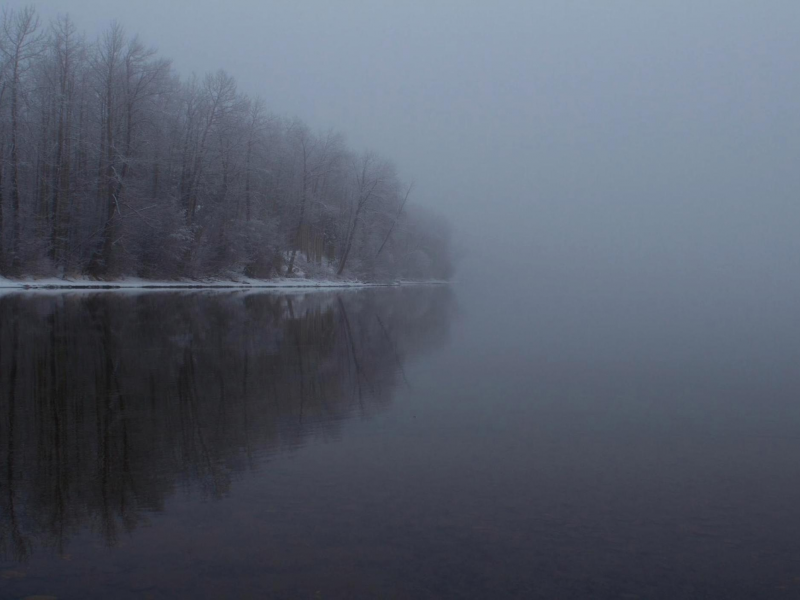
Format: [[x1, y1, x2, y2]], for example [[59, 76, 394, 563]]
[[2, 282, 800, 599]]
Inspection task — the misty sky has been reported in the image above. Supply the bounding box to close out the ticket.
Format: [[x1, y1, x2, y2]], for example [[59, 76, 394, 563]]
[[7, 0, 800, 286]]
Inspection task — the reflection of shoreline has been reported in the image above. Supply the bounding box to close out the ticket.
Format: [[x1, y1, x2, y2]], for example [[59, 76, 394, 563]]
[[0, 287, 455, 561]]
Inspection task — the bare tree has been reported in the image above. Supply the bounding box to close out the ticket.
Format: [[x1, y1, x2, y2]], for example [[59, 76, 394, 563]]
[[337, 152, 393, 276], [48, 14, 83, 268], [0, 68, 8, 269], [88, 21, 124, 276], [0, 9, 452, 282], [0, 6, 45, 273], [243, 96, 266, 223], [375, 182, 412, 260]]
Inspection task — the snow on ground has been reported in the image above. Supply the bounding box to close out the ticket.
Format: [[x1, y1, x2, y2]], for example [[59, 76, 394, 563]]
[[0, 275, 446, 295]]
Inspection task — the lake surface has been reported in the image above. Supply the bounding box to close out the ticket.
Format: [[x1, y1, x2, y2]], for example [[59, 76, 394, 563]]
[[2, 281, 800, 599]]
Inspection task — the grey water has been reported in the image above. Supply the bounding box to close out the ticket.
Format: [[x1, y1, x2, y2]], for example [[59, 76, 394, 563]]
[[2, 279, 800, 599]]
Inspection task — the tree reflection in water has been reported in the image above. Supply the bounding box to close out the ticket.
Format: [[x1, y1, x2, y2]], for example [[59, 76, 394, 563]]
[[0, 287, 454, 561]]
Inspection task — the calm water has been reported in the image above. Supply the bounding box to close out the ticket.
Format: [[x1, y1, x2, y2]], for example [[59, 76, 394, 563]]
[[2, 281, 800, 599]]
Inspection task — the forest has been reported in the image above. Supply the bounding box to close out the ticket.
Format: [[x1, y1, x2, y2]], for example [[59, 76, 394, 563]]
[[0, 7, 454, 282]]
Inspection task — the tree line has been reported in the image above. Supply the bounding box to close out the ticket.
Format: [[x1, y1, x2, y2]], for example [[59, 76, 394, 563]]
[[0, 7, 454, 281]]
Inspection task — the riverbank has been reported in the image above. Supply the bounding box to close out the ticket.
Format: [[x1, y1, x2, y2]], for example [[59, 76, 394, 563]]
[[0, 275, 447, 292]]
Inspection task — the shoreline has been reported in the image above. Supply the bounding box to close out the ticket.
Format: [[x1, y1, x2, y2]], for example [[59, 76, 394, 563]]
[[0, 276, 448, 292]]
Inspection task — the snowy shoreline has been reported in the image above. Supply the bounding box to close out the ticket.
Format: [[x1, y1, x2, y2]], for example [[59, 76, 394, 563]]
[[0, 276, 447, 293]]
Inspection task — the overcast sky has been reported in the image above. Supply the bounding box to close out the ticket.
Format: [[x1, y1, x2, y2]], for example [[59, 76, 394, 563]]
[[7, 0, 800, 287]]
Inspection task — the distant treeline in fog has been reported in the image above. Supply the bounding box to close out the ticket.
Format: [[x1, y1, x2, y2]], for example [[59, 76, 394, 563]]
[[0, 7, 453, 281]]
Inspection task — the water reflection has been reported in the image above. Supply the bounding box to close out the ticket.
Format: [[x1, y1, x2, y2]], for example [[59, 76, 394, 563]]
[[0, 287, 454, 562]]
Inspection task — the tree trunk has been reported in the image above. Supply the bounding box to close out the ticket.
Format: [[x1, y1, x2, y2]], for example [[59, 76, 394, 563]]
[[98, 66, 117, 276], [51, 92, 65, 263], [286, 151, 309, 276], [244, 137, 252, 222], [10, 54, 22, 274], [336, 202, 364, 276], [0, 127, 5, 271]]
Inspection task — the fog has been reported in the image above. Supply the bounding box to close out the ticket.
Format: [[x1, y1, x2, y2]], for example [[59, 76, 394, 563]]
[[9, 0, 800, 292], [5, 4, 800, 595]]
